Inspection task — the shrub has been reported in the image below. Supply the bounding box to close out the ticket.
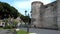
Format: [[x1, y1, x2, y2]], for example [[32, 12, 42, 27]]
[[4, 25, 13, 29]]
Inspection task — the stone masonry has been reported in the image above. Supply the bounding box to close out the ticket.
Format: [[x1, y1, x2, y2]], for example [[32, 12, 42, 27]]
[[31, 0, 60, 30]]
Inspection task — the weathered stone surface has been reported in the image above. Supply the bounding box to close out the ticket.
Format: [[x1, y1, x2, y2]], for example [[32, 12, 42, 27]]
[[31, 1, 60, 30], [31, 1, 43, 27], [57, 0, 60, 30], [0, 29, 14, 34]]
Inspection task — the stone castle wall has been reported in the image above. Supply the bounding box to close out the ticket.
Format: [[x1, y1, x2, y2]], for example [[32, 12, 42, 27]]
[[57, 0, 60, 30], [31, 0, 60, 30], [43, 1, 57, 29], [31, 1, 44, 27]]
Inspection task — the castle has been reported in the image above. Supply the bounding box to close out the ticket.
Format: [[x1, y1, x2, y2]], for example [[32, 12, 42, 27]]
[[31, 0, 60, 30]]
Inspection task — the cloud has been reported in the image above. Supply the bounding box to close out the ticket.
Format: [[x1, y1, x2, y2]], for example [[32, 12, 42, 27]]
[[13, 1, 31, 9], [12, 1, 31, 15], [30, 0, 56, 4], [0, 0, 56, 15], [13, 0, 56, 9], [11, 0, 56, 15]]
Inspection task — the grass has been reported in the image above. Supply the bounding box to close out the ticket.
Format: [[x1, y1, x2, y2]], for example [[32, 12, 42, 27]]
[[17, 30, 27, 34], [0, 27, 4, 29]]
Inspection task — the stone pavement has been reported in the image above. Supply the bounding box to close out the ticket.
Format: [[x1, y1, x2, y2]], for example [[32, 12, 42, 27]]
[[0, 29, 13, 34], [19, 28, 60, 34], [0, 28, 60, 34]]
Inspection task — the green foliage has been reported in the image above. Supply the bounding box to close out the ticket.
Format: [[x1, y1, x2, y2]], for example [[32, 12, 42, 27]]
[[4, 25, 13, 29], [17, 30, 27, 34], [0, 27, 3, 29], [0, 2, 19, 19], [3, 19, 12, 29], [20, 15, 31, 24], [13, 20, 18, 28], [3, 18, 17, 29]]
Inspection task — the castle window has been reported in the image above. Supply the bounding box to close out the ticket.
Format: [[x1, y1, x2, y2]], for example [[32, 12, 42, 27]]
[[45, 6, 48, 8], [51, 4, 54, 6]]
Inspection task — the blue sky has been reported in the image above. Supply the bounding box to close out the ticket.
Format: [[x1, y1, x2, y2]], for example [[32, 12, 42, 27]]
[[0, 0, 56, 15]]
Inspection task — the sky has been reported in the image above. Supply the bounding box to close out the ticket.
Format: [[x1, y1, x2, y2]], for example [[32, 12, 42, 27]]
[[0, 0, 56, 16]]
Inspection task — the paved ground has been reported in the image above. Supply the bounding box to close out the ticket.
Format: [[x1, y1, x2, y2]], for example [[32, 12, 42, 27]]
[[19, 28, 60, 34], [0, 28, 60, 34], [0, 29, 13, 34]]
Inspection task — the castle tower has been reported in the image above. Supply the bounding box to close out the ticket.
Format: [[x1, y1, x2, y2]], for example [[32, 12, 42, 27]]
[[57, 0, 60, 30], [31, 1, 43, 27]]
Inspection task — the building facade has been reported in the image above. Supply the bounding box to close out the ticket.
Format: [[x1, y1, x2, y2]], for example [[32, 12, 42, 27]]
[[31, 0, 60, 30]]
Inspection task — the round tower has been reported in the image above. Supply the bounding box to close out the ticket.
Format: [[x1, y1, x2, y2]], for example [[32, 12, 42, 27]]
[[31, 1, 43, 27], [57, 0, 60, 30]]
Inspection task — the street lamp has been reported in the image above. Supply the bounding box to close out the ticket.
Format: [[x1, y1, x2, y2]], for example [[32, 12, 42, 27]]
[[25, 10, 27, 16], [24, 10, 30, 34], [27, 13, 30, 34], [25, 10, 27, 25]]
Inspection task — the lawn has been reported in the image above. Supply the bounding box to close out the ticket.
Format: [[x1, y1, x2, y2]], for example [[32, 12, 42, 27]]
[[0, 27, 4, 29], [17, 30, 27, 34]]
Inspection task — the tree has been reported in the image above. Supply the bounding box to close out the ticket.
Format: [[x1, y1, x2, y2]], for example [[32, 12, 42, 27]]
[[20, 14, 31, 24], [0, 2, 19, 19]]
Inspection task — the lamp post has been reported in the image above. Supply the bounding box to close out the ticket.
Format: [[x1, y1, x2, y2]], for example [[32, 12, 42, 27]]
[[24, 10, 30, 34], [25, 10, 27, 25], [25, 10, 27, 16], [27, 13, 30, 34]]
